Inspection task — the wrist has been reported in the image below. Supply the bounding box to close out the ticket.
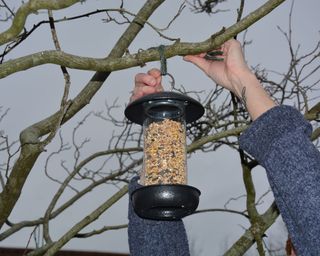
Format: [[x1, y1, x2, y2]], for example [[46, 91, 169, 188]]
[[231, 69, 256, 98], [232, 70, 276, 120]]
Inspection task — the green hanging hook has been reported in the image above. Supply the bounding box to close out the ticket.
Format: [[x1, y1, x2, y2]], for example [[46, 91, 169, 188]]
[[158, 45, 167, 76], [158, 45, 175, 91]]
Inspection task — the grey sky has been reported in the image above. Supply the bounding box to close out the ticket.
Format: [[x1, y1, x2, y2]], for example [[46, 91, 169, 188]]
[[1, 0, 320, 255]]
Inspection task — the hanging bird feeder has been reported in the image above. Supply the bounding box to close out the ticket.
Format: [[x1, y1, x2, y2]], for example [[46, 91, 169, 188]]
[[125, 90, 204, 220], [125, 45, 205, 220]]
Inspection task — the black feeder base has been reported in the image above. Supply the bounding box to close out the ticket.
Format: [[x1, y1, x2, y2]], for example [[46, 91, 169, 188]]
[[131, 184, 201, 220]]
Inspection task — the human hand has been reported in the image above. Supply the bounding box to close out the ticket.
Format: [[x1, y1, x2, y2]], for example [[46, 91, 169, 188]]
[[183, 39, 252, 97], [130, 68, 164, 102]]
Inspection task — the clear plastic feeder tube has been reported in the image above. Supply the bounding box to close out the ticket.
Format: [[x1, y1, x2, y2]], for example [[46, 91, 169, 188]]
[[141, 113, 187, 186], [138, 100, 188, 186]]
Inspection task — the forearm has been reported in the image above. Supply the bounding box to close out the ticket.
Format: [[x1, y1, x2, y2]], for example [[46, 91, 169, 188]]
[[232, 70, 276, 120]]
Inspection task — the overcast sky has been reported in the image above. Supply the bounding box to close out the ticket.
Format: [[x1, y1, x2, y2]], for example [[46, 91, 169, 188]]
[[1, 0, 320, 255]]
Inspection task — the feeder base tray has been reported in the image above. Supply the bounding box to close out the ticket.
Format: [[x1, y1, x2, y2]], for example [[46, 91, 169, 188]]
[[131, 184, 201, 220]]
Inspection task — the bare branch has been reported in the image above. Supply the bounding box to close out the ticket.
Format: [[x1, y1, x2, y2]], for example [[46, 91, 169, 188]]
[[42, 185, 128, 256], [41, 10, 72, 149], [0, 0, 15, 22], [0, 5, 184, 60], [187, 125, 246, 153], [242, 160, 265, 255], [224, 202, 280, 255], [0, 0, 82, 45], [0, 0, 287, 79], [188, 0, 228, 14], [194, 208, 249, 219], [0, 156, 141, 242], [75, 224, 128, 238]]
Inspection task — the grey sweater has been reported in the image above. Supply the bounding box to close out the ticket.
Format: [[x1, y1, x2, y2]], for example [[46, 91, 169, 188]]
[[128, 105, 320, 255], [128, 176, 190, 256]]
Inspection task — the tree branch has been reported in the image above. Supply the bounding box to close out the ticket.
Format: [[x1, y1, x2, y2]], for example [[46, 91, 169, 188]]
[[242, 160, 266, 255], [0, 0, 287, 79], [224, 201, 280, 256], [0, 153, 141, 241], [23, 185, 128, 256], [187, 126, 246, 152], [43, 185, 128, 256], [0, 5, 186, 60], [75, 224, 128, 238], [0, 0, 81, 46], [194, 208, 249, 219], [43, 10, 71, 244]]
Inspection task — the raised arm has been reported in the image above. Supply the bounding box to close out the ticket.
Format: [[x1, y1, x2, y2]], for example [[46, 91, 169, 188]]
[[184, 39, 320, 255], [183, 39, 276, 120]]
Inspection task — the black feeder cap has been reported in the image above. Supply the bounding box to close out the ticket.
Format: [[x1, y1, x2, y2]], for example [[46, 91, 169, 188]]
[[125, 91, 204, 220], [131, 184, 201, 220], [125, 91, 204, 124]]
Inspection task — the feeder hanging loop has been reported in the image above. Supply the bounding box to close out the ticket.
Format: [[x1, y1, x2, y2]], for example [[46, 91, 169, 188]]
[[158, 45, 167, 76], [158, 45, 175, 91]]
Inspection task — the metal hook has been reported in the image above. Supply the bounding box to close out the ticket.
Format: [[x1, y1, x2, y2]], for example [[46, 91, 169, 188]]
[[204, 50, 224, 61], [157, 45, 176, 91], [158, 45, 167, 76], [163, 72, 176, 92]]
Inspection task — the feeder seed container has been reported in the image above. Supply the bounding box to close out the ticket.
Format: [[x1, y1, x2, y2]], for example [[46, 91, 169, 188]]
[[125, 91, 204, 220]]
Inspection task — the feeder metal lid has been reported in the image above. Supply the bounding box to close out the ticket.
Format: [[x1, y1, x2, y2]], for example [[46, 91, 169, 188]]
[[125, 91, 204, 125]]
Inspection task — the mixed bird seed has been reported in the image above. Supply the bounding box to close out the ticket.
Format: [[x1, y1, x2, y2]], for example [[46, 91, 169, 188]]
[[142, 118, 187, 185]]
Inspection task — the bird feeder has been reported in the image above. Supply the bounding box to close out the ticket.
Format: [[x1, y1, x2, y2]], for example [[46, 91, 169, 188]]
[[125, 91, 204, 220]]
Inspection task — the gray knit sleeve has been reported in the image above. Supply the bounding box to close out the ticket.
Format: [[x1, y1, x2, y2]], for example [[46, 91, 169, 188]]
[[128, 176, 190, 256], [239, 105, 320, 256]]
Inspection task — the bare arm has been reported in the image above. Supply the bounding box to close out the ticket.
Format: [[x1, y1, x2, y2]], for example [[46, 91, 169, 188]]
[[183, 39, 276, 120]]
